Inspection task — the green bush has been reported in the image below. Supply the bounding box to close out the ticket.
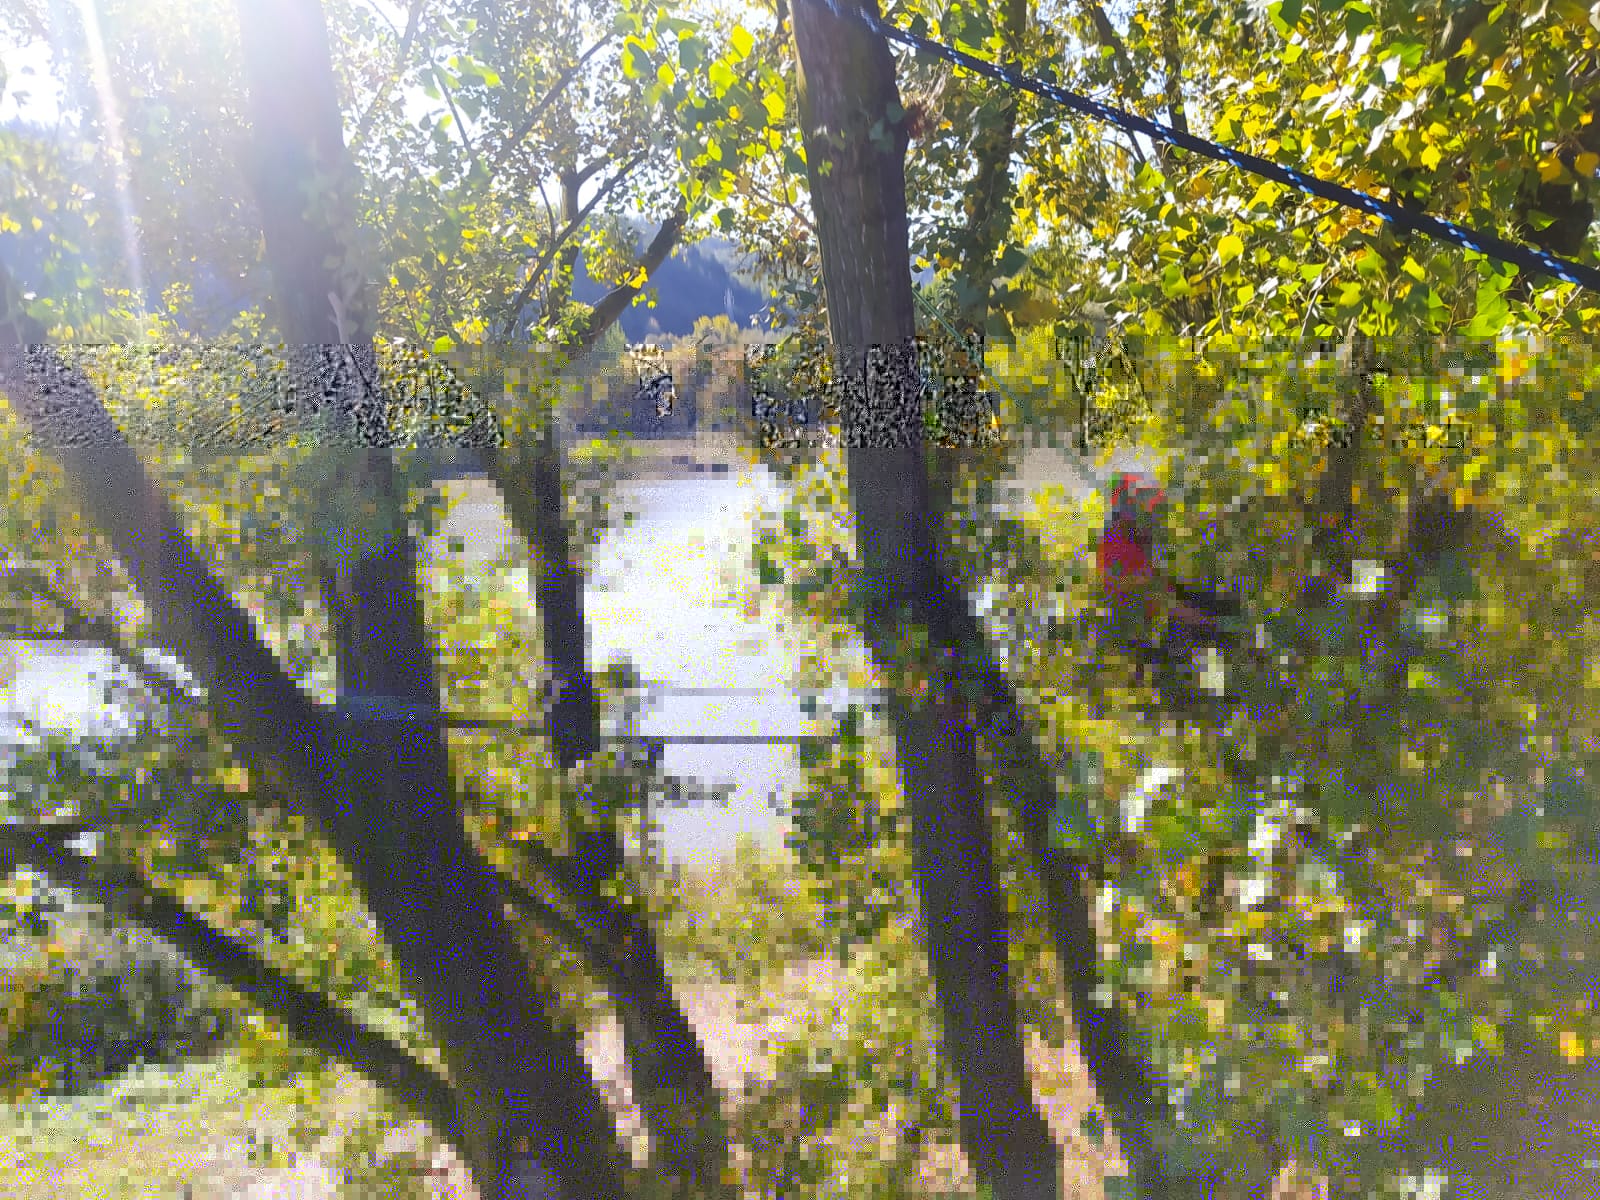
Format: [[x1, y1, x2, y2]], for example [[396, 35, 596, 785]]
[[2, 910, 232, 1098]]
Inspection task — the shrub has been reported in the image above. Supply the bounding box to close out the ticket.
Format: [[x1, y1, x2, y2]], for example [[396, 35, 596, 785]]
[[1, 906, 232, 1098]]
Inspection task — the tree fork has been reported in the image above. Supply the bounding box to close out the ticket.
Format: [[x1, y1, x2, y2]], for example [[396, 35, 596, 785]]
[[232, 2, 633, 1196]]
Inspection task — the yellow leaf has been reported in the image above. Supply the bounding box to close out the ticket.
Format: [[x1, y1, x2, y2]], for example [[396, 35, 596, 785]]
[[1419, 143, 1443, 170], [1577, 152, 1600, 176], [1538, 154, 1566, 183], [1218, 233, 1245, 265], [1470, 1017, 1503, 1055], [1560, 1029, 1585, 1063]]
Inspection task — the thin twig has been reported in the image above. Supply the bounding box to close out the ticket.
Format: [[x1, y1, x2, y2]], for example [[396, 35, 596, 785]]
[[350, 0, 427, 151]]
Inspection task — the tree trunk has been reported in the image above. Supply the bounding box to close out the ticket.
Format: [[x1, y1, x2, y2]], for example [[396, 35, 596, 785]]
[[232, 3, 632, 1197], [789, 4, 1234, 1198], [482, 432, 735, 1200], [546, 169, 586, 319], [791, 4, 1060, 1199]]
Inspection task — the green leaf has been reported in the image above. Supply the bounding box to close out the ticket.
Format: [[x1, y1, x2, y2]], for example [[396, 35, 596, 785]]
[[1218, 233, 1245, 265], [997, 244, 1029, 276], [1344, 1, 1376, 38], [1161, 263, 1194, 298], [1464, 282, 1509, 337], [432, 335, 454, 353], [1135, 161, 1166, 191], [622, 39, 649, 80], [1270, 0, 1305, 34]]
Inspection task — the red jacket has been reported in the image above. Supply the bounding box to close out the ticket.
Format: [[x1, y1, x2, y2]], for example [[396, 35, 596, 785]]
[[1098, 523, 1159, 621]]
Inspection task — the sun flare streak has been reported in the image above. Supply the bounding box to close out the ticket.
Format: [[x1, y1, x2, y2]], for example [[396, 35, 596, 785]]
[[75, 0, 146, 308]]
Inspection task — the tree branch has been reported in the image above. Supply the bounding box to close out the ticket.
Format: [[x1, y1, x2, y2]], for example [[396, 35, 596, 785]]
[[0, 564, 202, 710], [500, 150, 650, 327], [489, 34, 617, 179], [0, 345, 349, 852], [0, 825, 464, 1153], [1077, 1, 1150, 169], [492, 863, 626, 988], [946, 0, 1026, 336], [745, 160, 816, 237], [350, 0, 426, 151], [572, 156, 609, 190], [1156, 0, 1189, 138], [570, 201, 689, 357], [498, 815, 620, 928], [430, 61, 483, 177]]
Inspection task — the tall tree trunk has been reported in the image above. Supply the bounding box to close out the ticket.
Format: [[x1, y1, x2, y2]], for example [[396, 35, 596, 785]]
[[232, 3, 630, 1197], [791, 4, 1059, 1199], [481, 427, 735, 1200], [791, 4, 1230, 1198]]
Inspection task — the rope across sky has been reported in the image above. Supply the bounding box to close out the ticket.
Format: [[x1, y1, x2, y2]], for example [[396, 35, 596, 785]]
[[795, 0, 1600, 296]]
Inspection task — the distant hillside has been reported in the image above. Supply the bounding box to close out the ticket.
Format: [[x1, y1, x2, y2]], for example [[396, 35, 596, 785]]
[[570, 221, 938, 342], [570, 220, 775, 341]]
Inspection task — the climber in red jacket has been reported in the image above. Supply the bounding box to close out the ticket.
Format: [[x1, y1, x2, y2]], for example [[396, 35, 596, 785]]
[[1095, 472, 1235, 676]]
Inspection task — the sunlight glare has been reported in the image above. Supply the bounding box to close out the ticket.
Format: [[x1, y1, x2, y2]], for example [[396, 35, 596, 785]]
[[74, 0, 146, 308]]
